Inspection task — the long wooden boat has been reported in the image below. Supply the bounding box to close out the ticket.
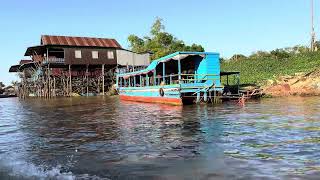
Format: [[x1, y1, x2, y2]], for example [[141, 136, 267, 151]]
[[116, 52, 223, 105]]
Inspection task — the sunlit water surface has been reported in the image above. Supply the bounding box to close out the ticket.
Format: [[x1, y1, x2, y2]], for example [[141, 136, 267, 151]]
[[0, 96, 320, 179]]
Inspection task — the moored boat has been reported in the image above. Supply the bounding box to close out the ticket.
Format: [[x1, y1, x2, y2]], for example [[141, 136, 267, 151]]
[[116, 52, 223, 105]]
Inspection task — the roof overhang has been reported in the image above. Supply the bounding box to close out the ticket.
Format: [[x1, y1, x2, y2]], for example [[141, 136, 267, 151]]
[[118, 53, 209, 77], [19, 62, 37, 70], [9, 65, 20, 72], [25, 45, 46, 56], [220, 71, 240, 76]]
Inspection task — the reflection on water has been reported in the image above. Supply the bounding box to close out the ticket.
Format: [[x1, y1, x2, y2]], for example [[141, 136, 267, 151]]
[[0, 97, 320, 179]]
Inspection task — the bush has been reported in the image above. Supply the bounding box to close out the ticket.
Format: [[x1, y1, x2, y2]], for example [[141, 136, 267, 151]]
[[221, 51, 320, 85]]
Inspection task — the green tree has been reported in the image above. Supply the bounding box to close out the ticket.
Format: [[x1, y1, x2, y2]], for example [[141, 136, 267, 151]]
[[270, 49, 290, 59], [128, 17, 205, 60], [230, 54, 247, 61], [249, 51, 272, 59]]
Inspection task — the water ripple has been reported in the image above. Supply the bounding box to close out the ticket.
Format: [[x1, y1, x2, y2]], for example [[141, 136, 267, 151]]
[[0, 97, 320, 179]]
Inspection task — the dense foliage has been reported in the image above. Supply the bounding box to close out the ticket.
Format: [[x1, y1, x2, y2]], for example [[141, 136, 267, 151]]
[[221, 46, 320, 85], [128, 18, 204, 60]]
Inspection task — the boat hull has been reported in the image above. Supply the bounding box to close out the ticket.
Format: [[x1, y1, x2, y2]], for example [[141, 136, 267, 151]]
[[120, 95, 183, 105], [118, 86, 183, 105]]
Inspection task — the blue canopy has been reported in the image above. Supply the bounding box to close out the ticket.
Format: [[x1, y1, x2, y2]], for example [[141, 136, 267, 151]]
[[118, 51, 219, 77]]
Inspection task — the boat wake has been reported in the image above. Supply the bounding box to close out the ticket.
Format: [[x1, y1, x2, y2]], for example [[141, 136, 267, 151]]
[[0, 155, 75, 180]]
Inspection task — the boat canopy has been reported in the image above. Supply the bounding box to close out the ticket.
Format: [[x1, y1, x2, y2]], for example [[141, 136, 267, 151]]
[[118, 52, 219, 78]]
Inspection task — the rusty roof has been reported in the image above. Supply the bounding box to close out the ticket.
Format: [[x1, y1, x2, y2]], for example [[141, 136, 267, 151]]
[[41, 35, 122, 48], [9, 65, 20, 73], [9, 60, 34, 72], [19, 60, 33, 65]]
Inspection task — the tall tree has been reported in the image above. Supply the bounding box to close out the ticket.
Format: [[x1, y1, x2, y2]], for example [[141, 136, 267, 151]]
[[128, 17, 205, 60]]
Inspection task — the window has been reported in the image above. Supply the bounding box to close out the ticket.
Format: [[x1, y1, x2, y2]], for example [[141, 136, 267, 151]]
[[107, 51, 114, 59], [75, 50, 82, 59], [92, 51, 99, 59]]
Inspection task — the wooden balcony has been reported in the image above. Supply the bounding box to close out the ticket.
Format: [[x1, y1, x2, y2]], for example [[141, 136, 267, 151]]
[[43, 58, 65, 64]]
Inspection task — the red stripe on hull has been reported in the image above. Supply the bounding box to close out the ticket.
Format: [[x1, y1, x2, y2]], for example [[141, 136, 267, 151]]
[[120, 95, 183, 105]]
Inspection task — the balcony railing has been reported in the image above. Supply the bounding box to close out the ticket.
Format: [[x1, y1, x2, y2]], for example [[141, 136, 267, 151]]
[[43, 58, 65, 64]]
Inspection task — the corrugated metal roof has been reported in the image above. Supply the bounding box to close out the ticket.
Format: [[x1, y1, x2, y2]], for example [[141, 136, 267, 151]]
[[9, 65, 20, 72], [19, 60, 33, 65], [118, 52, 216, 77], [41, 35, 122, 48]]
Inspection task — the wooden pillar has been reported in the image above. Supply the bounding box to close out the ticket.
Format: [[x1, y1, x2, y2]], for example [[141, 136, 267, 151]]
[[227, 75, 229, 86], [128, 76, 131, 87], [42, 76, 44, 97], [53, 76, 56, 97], [22, 70, 25, 99], [48, 64, 51, 98], [178, 59, 181, 84], [154, 70, 156, 86], [140, 75, 142, 87], [146, 75, 149, 86], [86, 65, 89, 96], [69, 64, 72, 96], [47, 48, 50, 98], [237, 74, 240, 95], [102, 64, 105, 95], [162, 62, 165, 84]]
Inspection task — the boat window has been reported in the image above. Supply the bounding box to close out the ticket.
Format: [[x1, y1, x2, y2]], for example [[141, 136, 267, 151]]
[[135, 75, 141, 87]]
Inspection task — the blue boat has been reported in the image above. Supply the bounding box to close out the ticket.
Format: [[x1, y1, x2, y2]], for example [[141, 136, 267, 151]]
[[116, 52, 223, 105]]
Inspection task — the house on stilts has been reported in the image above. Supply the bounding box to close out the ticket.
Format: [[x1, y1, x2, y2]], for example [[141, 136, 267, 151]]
[[9, 35, 150, 98]]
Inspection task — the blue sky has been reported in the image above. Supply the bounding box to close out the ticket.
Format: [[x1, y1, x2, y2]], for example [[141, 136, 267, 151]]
[[0, 0, 315, 85]]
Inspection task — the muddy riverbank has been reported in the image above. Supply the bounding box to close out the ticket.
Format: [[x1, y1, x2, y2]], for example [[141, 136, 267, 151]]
[[262, 69, 320, 97]]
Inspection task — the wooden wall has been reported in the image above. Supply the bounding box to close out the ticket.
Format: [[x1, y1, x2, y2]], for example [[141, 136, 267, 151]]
[[64, 47, 117, 65]]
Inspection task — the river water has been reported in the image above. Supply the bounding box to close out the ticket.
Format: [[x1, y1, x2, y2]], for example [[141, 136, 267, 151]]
[[0, 97, 320, 179]]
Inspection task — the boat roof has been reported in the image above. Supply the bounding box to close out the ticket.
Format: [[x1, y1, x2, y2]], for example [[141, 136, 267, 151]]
[[220, 71, 240, 76], [118, 52, 219, 77]]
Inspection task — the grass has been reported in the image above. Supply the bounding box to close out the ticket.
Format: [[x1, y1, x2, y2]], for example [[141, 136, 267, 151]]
[[221, 52, 320, 85]]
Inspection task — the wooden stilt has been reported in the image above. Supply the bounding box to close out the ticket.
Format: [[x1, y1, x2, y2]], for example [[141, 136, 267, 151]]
[[97, 76, 100, 94], [69, 64, 72, 96], [86, 65, 89, 96], [53, 76, 56, 97], [48, 64, 51, 98], [102, 64, 105, 96]]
